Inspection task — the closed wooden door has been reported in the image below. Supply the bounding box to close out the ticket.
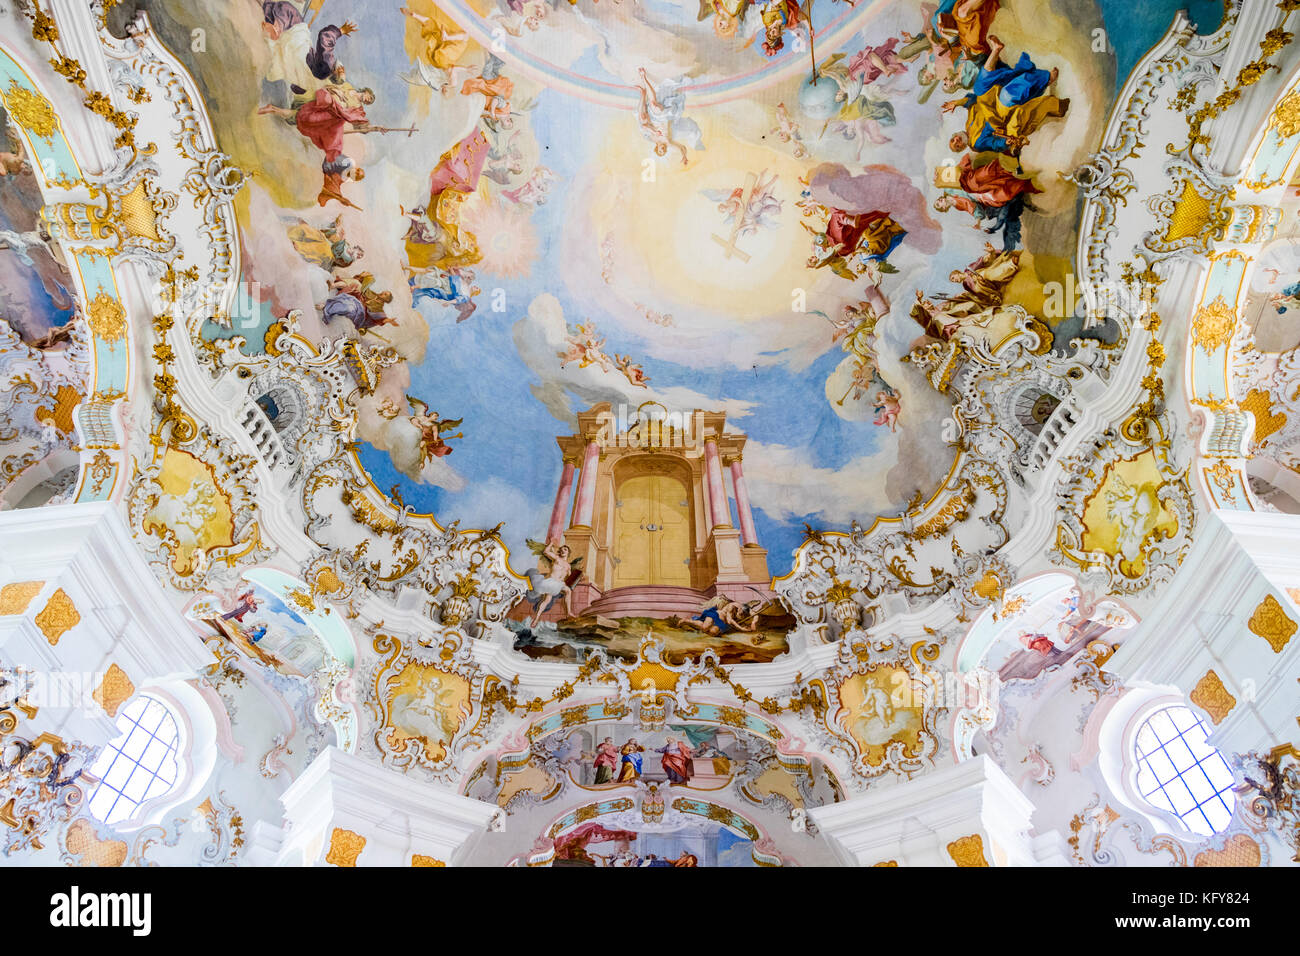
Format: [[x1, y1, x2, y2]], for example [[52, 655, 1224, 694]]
[[613, 474, 691, 587]]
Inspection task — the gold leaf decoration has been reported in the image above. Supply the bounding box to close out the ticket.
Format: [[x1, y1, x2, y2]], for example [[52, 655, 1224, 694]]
[[286, 587, 317, 614], [1163, 181, 1213, 243], [0, 581, 44, 616], [411, 854, 446, 867], [92, 663, 134, 718], [626, 660, 679, 693], [64, 819, 128, 867], [1190, 670, 1236, 725], [326, 827, 366, 866], [1190, 294, 1237, 353], [86, 291, 127, 343], [946, 833, 989, 867], [34, 589, 79, 645], [1240, 388, 1287, 442], [1268, 89, 1300, 140], [1247, 594, 1296, 653], [1194, 833, 1261, 867], [1, 81, 59, 143]]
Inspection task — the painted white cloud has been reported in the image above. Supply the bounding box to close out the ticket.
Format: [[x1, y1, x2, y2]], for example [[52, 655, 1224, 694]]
[[512, 292, 755, 426], [441, 476, 553, 560]]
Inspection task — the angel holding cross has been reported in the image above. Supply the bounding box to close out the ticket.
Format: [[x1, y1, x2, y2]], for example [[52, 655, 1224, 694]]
[[701, 169, 782, 240]]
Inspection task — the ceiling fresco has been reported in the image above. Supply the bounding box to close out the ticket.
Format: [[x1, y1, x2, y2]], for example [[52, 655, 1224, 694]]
[[107, 0, 1222, 665], [0, 103, 77, 350], [146, 0, 1207, 563]]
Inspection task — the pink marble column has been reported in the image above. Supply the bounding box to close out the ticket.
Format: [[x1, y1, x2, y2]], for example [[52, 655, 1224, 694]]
[[571, 439, 600, 527], [546, 457, 577, 543], [729, 456, 758, 546], [701, 461, 715, 532], [704, 438, 730, 529]]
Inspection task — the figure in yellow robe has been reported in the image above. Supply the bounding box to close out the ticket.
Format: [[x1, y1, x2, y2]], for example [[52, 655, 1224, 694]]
[[942, 41, 1068, 157]]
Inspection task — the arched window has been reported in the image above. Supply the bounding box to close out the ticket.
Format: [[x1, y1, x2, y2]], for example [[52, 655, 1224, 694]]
[[1132, 705, 1235, 836], [87, 695, 182, 827]]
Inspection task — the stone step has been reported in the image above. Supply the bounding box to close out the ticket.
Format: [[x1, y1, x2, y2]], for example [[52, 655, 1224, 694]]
[[584, 585, 712, 619]]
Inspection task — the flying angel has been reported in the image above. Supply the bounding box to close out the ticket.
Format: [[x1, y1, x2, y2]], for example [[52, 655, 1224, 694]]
[[407, 397, 463, 462]]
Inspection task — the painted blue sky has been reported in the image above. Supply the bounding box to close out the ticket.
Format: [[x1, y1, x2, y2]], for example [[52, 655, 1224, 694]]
[[185, 0, 1219, 575]]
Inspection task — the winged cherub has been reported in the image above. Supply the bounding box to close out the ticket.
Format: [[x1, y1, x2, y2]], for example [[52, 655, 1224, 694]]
[[407, 397, 463, 462]]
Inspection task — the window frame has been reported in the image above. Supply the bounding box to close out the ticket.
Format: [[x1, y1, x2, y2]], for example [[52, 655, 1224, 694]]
[[1102, 689, 1238, 840], [87, 692, 186, 830], [1131, 703, 1237, 837]]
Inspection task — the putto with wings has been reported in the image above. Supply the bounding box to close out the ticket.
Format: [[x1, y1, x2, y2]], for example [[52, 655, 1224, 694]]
[[407, 397, 463, 463]]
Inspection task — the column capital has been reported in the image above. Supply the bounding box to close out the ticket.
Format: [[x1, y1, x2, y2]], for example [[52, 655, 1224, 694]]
[[278, 747, 501, 866], [562, 453, 582, 467], [808, 756, 1051, 867], [723, 454, 743, 466], [0, 502, 213, 747]]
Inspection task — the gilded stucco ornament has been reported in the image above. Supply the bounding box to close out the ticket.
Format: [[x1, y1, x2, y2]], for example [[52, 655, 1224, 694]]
[[1190, 294, 1239, 353], [1190, 669, 1236, 724], [325, 827, 365, 866], [34, 590, 79, 645], [1142, 159, 1235, 258], [1266, 88, 1300, 140], [776, 456, 1009, 633], [1232, 746, 1300, 863], [85, 291, 127, 344], [1247, 594, 1296, 653], [1051, 421, 1195, 594], [127, 429, 271, 590], [0, 729, 93, 855], [1231, 337, 1300, 481], [1, 81, 59, 144], [5, 0, 1295, 874], [368, 627, 487, 778], [0, 320, 91, 503], [812, 635, 943, 786]]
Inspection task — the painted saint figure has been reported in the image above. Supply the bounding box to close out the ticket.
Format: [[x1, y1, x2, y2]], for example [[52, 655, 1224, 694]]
[[409, 266, 480, 323], [657, 739, 694, 784], [286, 215, 361, 271], [804, 208, 907, 280], [758, 0, 805, 56], [617, 740, 645, 782], [323, 271, 393, 331], [927, 0, 1000, 63], [932, 151, 1040, 248], [942, 38, 1068, 157], [593, 737, 619, 785], [907, 244, 1023, 343], [670, 596, 762, 636]]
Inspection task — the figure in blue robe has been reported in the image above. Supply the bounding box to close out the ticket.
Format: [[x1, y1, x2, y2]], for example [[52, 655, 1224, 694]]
[[946, 47, 1067, 157]]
